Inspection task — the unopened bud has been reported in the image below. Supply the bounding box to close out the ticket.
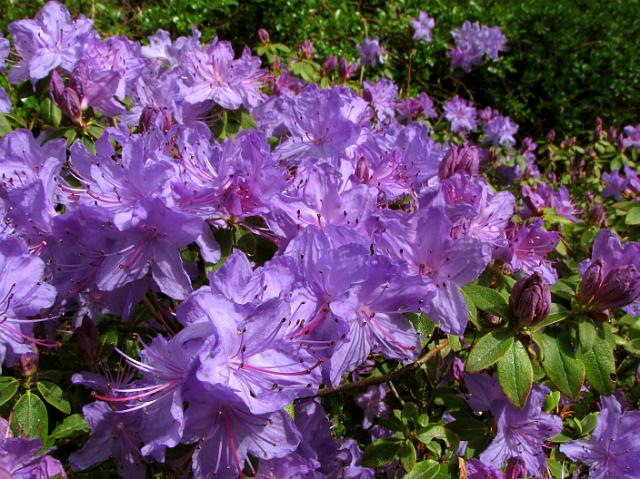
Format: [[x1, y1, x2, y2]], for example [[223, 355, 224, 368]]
[[546, 130, 556, 144], [505, 457, 526, 479], [509, 272, 551, 326], [298, 40, 314, 60], [438, 143, 480, 180], [588, 203, 607, 227], [258, 28, 270, 44], [322, 55, 337, 74], [18, 345, 39, 377]]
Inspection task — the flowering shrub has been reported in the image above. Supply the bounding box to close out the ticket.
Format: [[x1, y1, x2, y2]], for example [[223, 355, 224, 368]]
[[0, 2, 639, 478]]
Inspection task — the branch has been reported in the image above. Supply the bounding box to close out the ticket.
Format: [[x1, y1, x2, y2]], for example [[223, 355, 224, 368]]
[[309, 339, 449, 398]]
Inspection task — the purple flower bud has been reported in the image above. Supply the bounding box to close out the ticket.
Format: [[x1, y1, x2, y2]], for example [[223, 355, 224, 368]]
[[322, 55, 337, 74], [62, 87, 83, 124], [439, 143, 480, 180], [588, 203, 607, 227], [595, 265, 640, 312], [546, 129, 556, 143], [258, 28, 270, 44], [139, 105, 172, 133], [505, 457, 526, 479], [584, 191, 594, 205], [73, 317, 99, 365], [298, 40, 314, 60], [452, 357, 464, 381], [338, 58, 358, 80], [49, 70, 66, 107], [509, 272, 551, 326], [594, 117, 603, 141], [355, 156, 370, 182], [609, 126, 618, 140], [18, 345, 39, 377]]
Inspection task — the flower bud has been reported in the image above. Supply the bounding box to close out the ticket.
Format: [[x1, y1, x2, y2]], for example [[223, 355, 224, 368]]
[[298, 40, 314, 60], [69, 60, 89, 101], [588, 203, 607, 227], [139, 105, 172, 133], [546, 129, 556, 143], [505, 457, 526, 479], [355, 156, 370, 182], [595, 265, 640, 311], [18, 345, 39, 377], [438, 143, 480, 180], [258, 28, 270, 44], [50, 70, 66, 107], [339, 58, 358, 81], [509, 272, 551, 326], [322, 55, 337, 74]]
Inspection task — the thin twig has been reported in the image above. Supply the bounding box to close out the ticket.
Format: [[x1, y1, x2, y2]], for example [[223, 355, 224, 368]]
[[309, 339, 449, 398]]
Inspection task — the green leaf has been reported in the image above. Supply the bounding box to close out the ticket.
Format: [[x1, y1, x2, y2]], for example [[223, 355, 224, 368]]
[[11, 392, 48, 440], [577, 320, 615, 395], [465, 329, 514, 373], [533, 330, 585, 399], [37, 381, 71, 414], [460, 287, 480, 330], [50, 414, 89, 439], [399, 441, 417, 472], [39, 98, 62, 127], [543, 391, 561, 412], [361, 437, 402, 468], [405, 459, 440, 479], [531, 312, 569, 331], [626, 207, 640, 225], [461, 284, 510, 318], [580, 412, 599, 436], [497, 340, 533, 408], [44, 414, 89, 449], [0, 377, 19, 406]]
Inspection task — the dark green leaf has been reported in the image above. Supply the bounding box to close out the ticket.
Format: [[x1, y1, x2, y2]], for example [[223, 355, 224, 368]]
[[533, 330, 585, 399], [461, 284, 510, 318], [577, 320, 616, 395], [39, 98, 62, 127], [361, 437, 403, 467], [11, 393, 48, 440], [0, 377, 19, 406], [37, 381, 71, 414], [497, 340, 533, 408], [465, 329, 514, 373]]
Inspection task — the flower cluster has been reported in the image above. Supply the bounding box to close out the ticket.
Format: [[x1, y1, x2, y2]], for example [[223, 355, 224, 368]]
[[449, 21, 507, 72]]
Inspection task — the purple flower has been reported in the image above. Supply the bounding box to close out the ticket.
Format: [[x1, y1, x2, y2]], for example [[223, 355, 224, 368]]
[[179, 38, 265, 109], [276, 87, 366, 162], [496, 219, 560, 283], [410, 11, 436, 42], [295, 399, 374, 478], [0, 236, 57, 370], [466, 458, 504, 479], [96, 198, 202, 299], [357, 37, 384, 67], [0, 436, 66, 479], [374, 207, 491, 335], [182, 384, 301, 479], [464, 374, 563, 474], [396, 92, 437, 121], [560, 395, 640, 478], [69, 401, 145, 478], [8, 1, 95, 83], [577, 229, 640, 317], [482, 113, 519, 147], [443, 96, 477, 133], [623, 124, 640, 150], [363, 78, 398, 122], [355, 384, 390, 429], [449, 21, 506, 72]]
